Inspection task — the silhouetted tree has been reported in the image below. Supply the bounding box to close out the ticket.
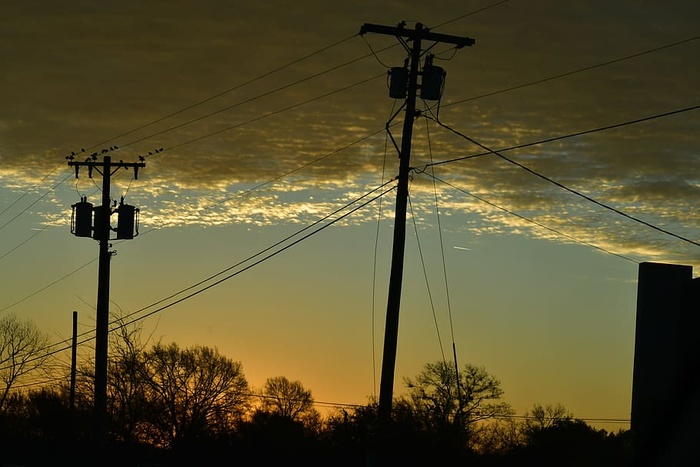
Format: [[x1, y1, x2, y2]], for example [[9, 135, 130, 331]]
[[0, 314, 50, 412], [523, 402, 574, 433], [518, 418, 630, 466], [260, 375, 321, 429], [400, 360, 514, 448], [106, 319, 152, 443], [138, 342, 250, 447], [474, 403, 573, 456]]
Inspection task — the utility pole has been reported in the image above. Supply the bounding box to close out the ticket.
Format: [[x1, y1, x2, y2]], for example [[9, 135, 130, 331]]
[[359, 22, 474, 430], [68, 154, 145, 443], [70, 310, 77, 412]]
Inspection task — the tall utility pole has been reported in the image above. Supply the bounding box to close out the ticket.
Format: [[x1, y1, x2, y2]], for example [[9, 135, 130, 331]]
[[68, 154, 145, 442], [359, 22, 474, 429]]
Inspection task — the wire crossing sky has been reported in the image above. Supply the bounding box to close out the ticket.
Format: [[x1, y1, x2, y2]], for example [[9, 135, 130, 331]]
[[1, 0, 698, 431]]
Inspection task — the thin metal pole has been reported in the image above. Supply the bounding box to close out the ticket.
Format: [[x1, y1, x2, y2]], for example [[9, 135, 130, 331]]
[[70, 310, 77, 411]]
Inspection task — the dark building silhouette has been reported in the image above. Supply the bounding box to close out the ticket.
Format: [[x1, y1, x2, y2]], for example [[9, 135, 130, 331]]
[[631, 262, 700, 466]]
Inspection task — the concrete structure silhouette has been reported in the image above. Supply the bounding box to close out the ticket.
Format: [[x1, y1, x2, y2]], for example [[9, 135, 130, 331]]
[[631, 261, 700, 466]]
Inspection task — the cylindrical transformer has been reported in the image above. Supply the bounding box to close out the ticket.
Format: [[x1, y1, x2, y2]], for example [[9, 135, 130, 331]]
[[389, 67, 408, 99], [116, 203, 138, 240], [71, 199, 93, 237], [420, 65, 446, 101]]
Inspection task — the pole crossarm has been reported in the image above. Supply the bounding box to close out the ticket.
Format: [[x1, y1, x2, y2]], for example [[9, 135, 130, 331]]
[[359, 22, 475, 48], [68, 159, 146, 179]]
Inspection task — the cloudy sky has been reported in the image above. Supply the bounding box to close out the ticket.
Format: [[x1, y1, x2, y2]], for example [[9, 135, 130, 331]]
[[1, 0, 698, 429]]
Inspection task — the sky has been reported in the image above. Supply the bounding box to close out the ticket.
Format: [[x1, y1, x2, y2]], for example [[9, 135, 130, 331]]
[[1, 0, 698, 431]]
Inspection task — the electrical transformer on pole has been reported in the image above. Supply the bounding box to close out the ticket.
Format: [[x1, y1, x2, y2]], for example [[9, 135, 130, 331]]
[[68, 152, 145, 443]]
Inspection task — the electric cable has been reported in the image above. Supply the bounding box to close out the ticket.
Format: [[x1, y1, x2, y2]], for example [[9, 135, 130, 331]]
[[443, 34, 700, 108], [418, 171, 637, 264], [407, 191, 447, 364], [0, 172, 73, 232], [149, 73, 385, 156], [422, 114, 462, 391], [433, 0, 511, 29], [1, 179, 398, 372], [425, 112, 700, 249], [0, 161, 64, 219], [89, 34, 360, 150], [0, 257, 99, 314]]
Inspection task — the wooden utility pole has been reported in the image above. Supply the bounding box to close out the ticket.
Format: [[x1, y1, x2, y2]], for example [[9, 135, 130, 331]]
[[68, 154, 145, 442], [359, 22, 474, 430]]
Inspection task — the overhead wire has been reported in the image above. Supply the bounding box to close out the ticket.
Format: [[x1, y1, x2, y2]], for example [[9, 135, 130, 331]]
[[1, 179, 398, 373], [424, 109, 700, 249], [0, 30, 376, 246], [0, 257, 99, 314], [421, 112, 461, 388], [0, 34, 384, 259], [417, 171, 637, 264], [443, 34, 700, 108], [110, 183, 397, 336], [0, 161, 65, 219], [90, 34, 360, 150], [0, 124, 395, 316], [0, 172, 73, 233], [433, 0, 511, 29], [407, 191, 447, 364], [4, 6, 695, 416], [3, 24, 692, 254], [420, 104, 700, 168], [156, 73, 385, 155]]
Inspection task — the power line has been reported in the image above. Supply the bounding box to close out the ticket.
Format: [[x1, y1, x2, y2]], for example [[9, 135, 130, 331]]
[[125, 69, 384, 151], [0, 161, 65, 219], [0, 172, 73, 232], [418, 170, 637, 263], [90, 34, 360, 150], [433, 0, 511, 29], [0, 32, 371, 242], [420, 104, 700, 167], [443, 34, 700, 107], [0, 257, 98, 314], [0, 124, 393, 317], [425, 110, 700, 249], [109, 182, 396, 333], [0, 227, 46, 261], [152, 74, 385, 155], [1, 180, 397, 372], [407, 191, 447, 363]]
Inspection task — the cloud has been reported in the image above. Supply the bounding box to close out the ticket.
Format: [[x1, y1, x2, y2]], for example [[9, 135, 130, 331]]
[[1, 0, 698, 269]]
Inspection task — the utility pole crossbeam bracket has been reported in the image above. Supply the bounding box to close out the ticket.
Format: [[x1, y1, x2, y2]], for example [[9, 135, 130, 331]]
[[360, 21, 474, 433]]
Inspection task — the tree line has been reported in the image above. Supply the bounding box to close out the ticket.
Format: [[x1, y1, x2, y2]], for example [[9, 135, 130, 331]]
[[0, 313, 631, 466]]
